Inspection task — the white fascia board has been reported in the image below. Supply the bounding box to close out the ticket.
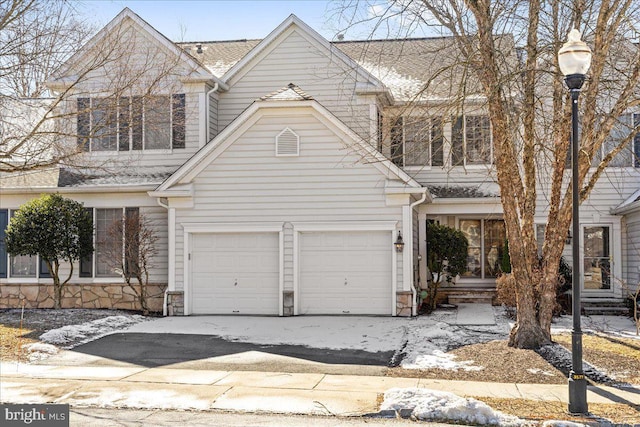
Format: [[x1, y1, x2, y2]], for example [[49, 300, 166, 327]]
[[148, 183, 194, 198], [292, 221, 398, 232], [221, 14, 386, 89], [611, 188, 640, 215], [1, 184, 159, 194], [182, 222, 284, 233]]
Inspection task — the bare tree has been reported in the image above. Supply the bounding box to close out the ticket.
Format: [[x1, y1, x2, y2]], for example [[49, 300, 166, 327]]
[[336, 0, 640, 348], [0, 3, 191, 173], [101, 211, 158, 315]]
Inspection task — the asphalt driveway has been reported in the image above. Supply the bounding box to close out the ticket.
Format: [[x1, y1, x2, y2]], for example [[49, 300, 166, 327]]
[[36, 315, 408, 375]]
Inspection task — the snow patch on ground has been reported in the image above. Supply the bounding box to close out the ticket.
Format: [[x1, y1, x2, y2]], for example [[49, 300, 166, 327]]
[[21, 343, 59, 362], [381, 387, 525, 426], [402, 349, 483, 371], [541, 421, 588, 427], [551, 314, 639, 340], [40, 315, 146, 348], [526, 368, 555, 377]]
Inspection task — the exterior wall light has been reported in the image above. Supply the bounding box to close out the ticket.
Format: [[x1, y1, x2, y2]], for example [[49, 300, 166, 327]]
[[395, 231, 405, 253]]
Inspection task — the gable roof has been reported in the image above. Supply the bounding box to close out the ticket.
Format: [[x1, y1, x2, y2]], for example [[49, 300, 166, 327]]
[[152, 95, 421, 196], [48, 8, 220, 87], [216, 14, 387, 92], [179, 33, 515, 103]]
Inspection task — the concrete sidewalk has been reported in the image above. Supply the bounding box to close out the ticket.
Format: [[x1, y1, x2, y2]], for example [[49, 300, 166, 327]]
[[2, 362, 639, 416]]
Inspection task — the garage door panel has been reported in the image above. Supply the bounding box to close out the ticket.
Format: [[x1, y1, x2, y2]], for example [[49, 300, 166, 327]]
[[299, 231, 392, 315], [191, 232, 279, 315]]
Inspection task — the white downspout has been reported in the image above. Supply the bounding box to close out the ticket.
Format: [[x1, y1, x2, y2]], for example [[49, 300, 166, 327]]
[[206, 82, 219, 143], [405, 189, 429, 316], [156, 197, 174, 316]]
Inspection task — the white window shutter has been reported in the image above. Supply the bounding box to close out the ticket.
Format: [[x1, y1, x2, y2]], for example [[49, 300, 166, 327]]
[[276, 127, 299, 156]]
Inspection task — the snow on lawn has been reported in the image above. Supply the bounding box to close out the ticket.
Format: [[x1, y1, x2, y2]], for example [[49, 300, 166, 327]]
[[551, 314, 639, 339], [21, 343, 59, 362], [40, 315, 146, 348], [381, 387, 525, 426]]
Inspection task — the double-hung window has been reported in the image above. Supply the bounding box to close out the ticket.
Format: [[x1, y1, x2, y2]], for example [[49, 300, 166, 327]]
[[390, 116, 444, 167], [0, 210, 51, 279], [77, 94, 185, 152], [81, 207, 140, 279], [593, 113, 640, 168], [452, 115, 492, 166]]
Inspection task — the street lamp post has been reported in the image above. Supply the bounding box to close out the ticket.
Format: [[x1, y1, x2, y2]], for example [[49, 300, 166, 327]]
[[558, 28, 592, 415]]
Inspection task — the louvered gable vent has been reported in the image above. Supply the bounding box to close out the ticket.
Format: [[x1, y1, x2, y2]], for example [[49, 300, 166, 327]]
[[276, 127, 299, 156]]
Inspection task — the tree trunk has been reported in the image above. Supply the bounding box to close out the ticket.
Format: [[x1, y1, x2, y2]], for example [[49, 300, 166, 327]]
[[508, 279, 550, 348]]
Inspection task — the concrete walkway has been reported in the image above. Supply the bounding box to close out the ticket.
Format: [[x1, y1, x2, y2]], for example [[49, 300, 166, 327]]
[[2, 362, 639, 416], [455, 303, 496, 325]]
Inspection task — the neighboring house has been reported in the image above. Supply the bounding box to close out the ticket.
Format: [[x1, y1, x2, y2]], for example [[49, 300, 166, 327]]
[[0, 8, 635, 315]]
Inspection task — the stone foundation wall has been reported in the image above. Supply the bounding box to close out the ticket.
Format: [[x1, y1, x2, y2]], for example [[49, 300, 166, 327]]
[[396, 291, 413, 316], [0, 283, 166, 313], [166, 291, 184, 316]]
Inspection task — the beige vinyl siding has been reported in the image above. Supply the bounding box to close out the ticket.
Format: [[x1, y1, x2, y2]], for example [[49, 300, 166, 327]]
[[58, 19, 205, 171], [208, 91, 219, 141], [624, 211, 640, 288], [218, 28, 373, 141], [173, 111, 404, 292]]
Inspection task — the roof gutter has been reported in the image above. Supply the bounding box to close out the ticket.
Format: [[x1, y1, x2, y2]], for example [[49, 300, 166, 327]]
[[403, 188, 429, 317], [0, 184, 160, 194]]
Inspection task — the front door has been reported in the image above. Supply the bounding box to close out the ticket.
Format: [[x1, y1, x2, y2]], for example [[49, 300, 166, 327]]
[[582, 225, 612, 294]]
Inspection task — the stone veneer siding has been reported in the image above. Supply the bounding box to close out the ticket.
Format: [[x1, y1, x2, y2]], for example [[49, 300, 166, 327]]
[[396, 291, 413, 316], [0, 283, 166, 313]]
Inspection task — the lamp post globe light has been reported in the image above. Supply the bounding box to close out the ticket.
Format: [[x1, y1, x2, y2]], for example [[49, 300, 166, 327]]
[[558, 28, 592, 415]]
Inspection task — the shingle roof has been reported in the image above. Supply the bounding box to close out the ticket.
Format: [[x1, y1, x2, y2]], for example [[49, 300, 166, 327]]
[[180, 35, 516, 102], [429, 185, 499, 199], [0, 166, 173, 190], [177, 40, 261, 78]]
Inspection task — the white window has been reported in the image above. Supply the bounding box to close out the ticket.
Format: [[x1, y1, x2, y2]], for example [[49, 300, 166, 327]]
[[452, 115, 492, 166], [593, 113, 640, 168], [77, 94, 185, 152], [6, 210, 50, 279], [83, 207, 140, 279], [390, 116, 443, 167]]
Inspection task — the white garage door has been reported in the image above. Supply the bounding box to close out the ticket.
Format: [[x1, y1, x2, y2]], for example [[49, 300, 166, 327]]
[[191, 233, 279, 314], [298, 231, 392, 315]]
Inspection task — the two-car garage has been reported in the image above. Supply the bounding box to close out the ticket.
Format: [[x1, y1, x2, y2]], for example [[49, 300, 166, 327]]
[[188, 227, 394, 316]]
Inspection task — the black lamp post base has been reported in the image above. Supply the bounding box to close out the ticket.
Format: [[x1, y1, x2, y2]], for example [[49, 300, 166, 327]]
[[568, 372, 589, 414]]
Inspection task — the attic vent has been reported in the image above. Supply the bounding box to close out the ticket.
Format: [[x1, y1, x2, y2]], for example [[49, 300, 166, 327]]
[[276, 127, 299, 156]]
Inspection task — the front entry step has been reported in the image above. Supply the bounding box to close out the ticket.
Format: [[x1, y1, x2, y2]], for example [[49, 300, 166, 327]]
[[444, 288, 496, 305], [582, 299, 629, 316]]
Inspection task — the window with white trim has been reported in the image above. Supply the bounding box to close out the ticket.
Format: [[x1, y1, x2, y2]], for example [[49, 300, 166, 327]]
[[592, 113, 640, 168], [81, 207, 140, 278], [452, 115, 492, 166], [77, 94, 185, 152], [390, 116, 444, 167], [0, 210, 51, 279]]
